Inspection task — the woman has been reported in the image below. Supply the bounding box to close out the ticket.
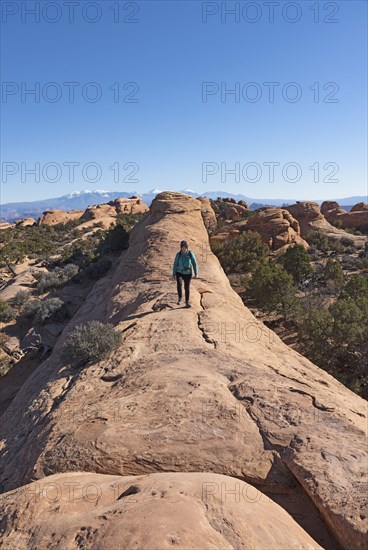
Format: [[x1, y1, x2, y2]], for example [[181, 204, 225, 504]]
[[172, 240, 198, 308]]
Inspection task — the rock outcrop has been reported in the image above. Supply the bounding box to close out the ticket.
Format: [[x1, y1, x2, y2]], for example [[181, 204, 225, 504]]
[[197, 196, 217, 233], [37, 209, 85, 226], [286, 201, 367, 247], [0, 192, 366, 549], [37, 197, 149, 227], [15, 218, 36, 227], [321, 201, 368, 232], [247, 207, 308, 250]]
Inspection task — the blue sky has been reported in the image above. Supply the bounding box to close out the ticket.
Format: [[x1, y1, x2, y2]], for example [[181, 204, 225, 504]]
[[1, 0, 367, 203]]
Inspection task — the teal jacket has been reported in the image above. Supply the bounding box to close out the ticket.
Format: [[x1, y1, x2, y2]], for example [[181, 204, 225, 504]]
[[173, 249, 198, 277]]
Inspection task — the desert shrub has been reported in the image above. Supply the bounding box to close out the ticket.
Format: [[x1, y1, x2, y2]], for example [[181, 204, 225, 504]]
[[307, 247, 319, 260], [298, 273, 368, 398], [82, 258, 112, 280], [247, 261, 299, 320], [298, 308, 334, 364], [279, 245, 313, 284], [20, 297, 66, 325], [332, 220, 343, 229], [61, 320, 121, 368], [306, 230, 330, 253], [345, 245, 357, 255], [341, 237, 355, 248], [37, 264, 79, 293], [0, 301, 15, 322], [306, 230, 344, 254], [324, 259, 344, 290], [211, 231, 269, 274], [98, 225, 129, 254], [12, 289, 29, 307]]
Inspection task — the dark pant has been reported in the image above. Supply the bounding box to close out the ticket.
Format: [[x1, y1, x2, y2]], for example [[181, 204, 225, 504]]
[[176, 272, 192, 302]]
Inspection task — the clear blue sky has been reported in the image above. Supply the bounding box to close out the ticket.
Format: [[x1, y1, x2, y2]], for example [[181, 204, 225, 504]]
[[1, 0, 367, 203]]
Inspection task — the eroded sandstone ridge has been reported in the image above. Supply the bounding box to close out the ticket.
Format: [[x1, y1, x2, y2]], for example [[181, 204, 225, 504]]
[[0, 192, 366, 549], [37, 196, 149, 228]]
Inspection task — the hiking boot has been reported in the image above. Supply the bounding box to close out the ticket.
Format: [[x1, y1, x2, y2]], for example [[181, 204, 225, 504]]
[[177, 299, 183, 305], [185, 301, 192, 308]]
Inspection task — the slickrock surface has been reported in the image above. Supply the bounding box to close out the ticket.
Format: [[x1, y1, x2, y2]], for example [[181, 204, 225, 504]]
[[0, 192, 367, 549], [0, 472, 323, 550], [286, 202, 367, 247]]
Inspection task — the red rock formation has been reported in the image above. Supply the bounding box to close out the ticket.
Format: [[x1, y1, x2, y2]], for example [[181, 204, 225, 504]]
[[15, 218, 36, 227], [0, 192, 366, 549], [321, 201, 368, 231], [37, 197, 149, 226], [247, 207, 308, 250], [37, 209, 84, 226], [286, 202, 367, 247], [197, 196, 217, 233]]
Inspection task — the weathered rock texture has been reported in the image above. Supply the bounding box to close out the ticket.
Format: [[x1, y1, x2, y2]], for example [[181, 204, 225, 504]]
[[247, 207, 309, 250], [197, 196, 217, 233], [286, 201, 367, 247], [321, 201, 368, 232], [0, 472, 323, 550], [0, 192, 366, 549], [37, 197, 148, 227]]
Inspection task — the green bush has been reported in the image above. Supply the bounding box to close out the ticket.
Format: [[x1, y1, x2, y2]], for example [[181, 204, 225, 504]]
[[82, 257, 112, 280], [61, 320, 121, 368], [248, 261, 299, 320], [98, 225, 129, 254], [211, 231, 269, 274], [279, 245, 313, 283], [37, 264, 79, 293], [298, 308, 334, 364], [306, 230, 344, 254], [12, 289, 29, 307], [324, 259, 344, 290], [21, 297, 66, 325], [0, 301, 15, 322]]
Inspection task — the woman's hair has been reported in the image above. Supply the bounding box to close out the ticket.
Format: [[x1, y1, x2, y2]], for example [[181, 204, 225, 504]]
[[180, 240, 188, 248]]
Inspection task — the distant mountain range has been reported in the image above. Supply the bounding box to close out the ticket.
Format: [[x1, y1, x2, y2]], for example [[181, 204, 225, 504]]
[[0, 189, 366, 223]]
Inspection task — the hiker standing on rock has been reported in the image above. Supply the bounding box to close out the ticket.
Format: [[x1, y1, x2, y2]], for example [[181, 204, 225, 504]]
[[172, 240, 198, 308]]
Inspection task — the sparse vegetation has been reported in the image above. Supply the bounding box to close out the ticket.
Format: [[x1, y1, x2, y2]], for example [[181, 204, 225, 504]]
[[61, 320, 121, 368], [36, 264, 79, 293], [212, 232, 368, 398], [20, 297, 67, 325], [0, 301, 15, 322]]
